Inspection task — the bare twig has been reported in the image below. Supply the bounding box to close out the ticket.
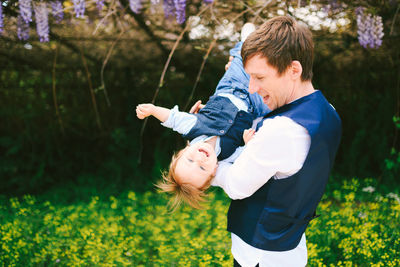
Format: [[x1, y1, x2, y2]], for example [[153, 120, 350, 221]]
[[92, 0, 117, 35], [390, 4, 400, 36], [137, 3, 212, 164], [183, 38, 217, 111], [100, 28, 127, 107], [80, 46, 102, 131], [250, 0, 272, 23], [52, 42, 65, 135]]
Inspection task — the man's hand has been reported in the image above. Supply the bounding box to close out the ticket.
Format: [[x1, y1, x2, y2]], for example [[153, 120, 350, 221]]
[[189, 100, 205, 114], [243, 128, 256, 144], [136, 103, 155, 119], [225, 56, 233, 71]]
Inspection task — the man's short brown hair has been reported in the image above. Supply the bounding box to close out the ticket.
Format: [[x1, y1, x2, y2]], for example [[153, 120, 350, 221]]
[[156, 149, 213, 211], [242, 16, 314, 81]]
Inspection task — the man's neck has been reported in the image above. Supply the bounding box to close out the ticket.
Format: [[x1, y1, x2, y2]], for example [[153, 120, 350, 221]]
[[290, 80, 315, 103]]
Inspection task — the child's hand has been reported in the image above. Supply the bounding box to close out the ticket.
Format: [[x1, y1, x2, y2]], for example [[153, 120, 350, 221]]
[[136, 103, 154, 119], [225, 56, 233, 71], [243, 128, 256, 144], [189, 100, 205, 114]]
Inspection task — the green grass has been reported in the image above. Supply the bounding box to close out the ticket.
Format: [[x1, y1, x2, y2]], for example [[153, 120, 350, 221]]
[[1, 178, 399, 266]]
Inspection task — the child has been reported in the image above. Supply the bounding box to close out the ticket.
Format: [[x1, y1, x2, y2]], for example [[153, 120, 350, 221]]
[[136, 23, 269, 209]]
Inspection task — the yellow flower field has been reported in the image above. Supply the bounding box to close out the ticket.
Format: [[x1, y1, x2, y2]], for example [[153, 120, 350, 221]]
[[1, 179, 399, 266]]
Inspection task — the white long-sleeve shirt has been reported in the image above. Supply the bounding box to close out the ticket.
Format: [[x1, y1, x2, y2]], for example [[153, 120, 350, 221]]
[[212, 115, 311, 267]]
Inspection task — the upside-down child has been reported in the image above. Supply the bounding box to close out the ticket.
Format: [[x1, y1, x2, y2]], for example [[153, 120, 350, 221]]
[[136, 23, 269, 210]]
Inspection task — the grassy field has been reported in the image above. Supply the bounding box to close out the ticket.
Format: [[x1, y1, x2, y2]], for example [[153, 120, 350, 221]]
[[1, 178, 399, 266]]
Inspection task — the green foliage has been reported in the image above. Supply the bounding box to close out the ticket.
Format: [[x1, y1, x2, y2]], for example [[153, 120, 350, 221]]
[[1, 179, 399, 266], [382, 116, 400, 183]]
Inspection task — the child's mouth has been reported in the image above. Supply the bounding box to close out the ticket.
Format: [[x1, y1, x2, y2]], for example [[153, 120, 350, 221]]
[[199, 149, 209, 157]]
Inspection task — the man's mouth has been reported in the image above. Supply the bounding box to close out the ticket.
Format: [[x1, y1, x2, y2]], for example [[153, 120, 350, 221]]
[[199, 148, 209, 157], [263, 95, 269, 102]]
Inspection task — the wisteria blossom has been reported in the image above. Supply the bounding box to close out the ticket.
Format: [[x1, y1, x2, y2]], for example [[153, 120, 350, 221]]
[[163, 0, 175, 19], [174, 0, 186, 24], [323, 0, 343, 14], [129, 0, 142, 14], [203, 0, 213, 3], [370, 15, 384, 48], [96, 0, 104, 12], [51, 1, 63, 23], [0, 1, 3, 34], [17, 14, 30, 41], [19, 0, 33, 23], [356, 7, 384, 49], [73, 0, 85, 18], [149, 0, 160, 14], [34, 2, 49, 42], [163, 0, 186, 24]]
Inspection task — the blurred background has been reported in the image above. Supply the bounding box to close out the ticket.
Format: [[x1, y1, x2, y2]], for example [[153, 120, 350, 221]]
[[1, 0, 399, 195], [2, 0, 400, 265]]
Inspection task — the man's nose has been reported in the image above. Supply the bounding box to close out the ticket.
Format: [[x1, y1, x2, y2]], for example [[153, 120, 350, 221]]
[[248, 78, 258, 94]]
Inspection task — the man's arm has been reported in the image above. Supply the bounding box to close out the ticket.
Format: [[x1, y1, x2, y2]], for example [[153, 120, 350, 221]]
[[212, 116, 311, 200]]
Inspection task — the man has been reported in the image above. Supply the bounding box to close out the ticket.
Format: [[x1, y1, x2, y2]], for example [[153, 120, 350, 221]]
[[211, 16, 342, 266]]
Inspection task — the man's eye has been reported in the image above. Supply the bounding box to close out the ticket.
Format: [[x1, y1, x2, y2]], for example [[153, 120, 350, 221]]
[[256, 76, 264, 80], [200, 166, 205, 171]]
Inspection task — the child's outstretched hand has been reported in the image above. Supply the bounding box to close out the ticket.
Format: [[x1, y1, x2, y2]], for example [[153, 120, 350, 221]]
[[136, 103, 154, 119], [243, 129, 256, 144]]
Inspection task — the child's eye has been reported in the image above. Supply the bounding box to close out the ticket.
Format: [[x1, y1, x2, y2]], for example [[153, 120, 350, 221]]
[[200, 166, 205, 171], [188, 159, 193, 163]]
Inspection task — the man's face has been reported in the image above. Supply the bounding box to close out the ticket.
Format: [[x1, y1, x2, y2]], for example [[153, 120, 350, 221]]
[[175, 142, 218, 188], [245, 54, 293, 111]]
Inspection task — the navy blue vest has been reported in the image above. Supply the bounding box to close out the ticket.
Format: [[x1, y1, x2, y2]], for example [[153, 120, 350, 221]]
[[183, 95, 254, 160], [227, 90, 341, 251]]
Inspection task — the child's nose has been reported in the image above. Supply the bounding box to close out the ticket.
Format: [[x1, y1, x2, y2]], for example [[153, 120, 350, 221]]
[[194, 151, 205, 161]]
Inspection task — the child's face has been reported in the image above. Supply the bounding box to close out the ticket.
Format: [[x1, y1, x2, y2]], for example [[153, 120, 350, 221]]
[[175, 142, 218, 188]]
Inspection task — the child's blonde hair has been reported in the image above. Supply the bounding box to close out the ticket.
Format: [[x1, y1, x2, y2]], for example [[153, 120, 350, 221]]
[[156, 148, 214, 211]]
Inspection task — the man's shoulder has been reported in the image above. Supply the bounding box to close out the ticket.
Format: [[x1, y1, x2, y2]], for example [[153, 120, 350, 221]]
[[259, 116, 306, 134]]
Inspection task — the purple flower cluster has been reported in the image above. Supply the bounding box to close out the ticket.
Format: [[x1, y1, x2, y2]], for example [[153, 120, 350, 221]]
[[73, 0, 85, 18], [324, 0, 342, 13], [129, 0, 142, 14], [163, 0, 175, 18], [356, 7, 384, 49], [19, 0, 33, 23], [51, 0, 64, 23], [96, 0, 104, 13], [174, 0, 186, 24], [203, 0, 213, 3], [17, 14, 30, 41], [0, 1, 3, 34], [34, 2, 49, 42], [163, 0, 187, 24]]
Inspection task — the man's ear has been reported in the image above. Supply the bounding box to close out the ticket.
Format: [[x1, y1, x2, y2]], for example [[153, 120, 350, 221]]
[[290, 60, 303, 80]]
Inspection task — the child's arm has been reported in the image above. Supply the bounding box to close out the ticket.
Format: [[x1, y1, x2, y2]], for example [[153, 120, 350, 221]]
[[136, 103, 170, 122], [136, 103, 197, 135]]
